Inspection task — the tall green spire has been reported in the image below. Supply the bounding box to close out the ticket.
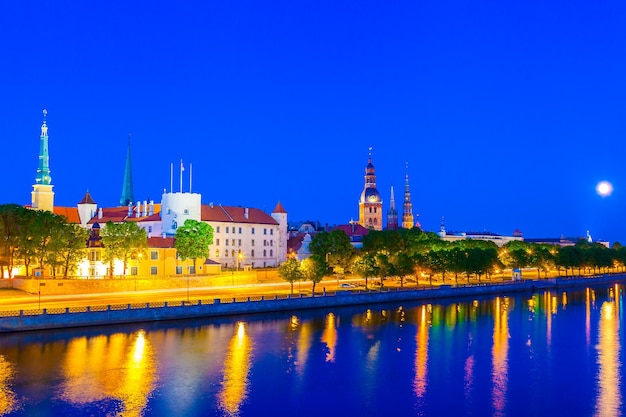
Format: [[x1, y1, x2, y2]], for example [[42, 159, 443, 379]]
[[35, 109, 52, 185], [120, 134, 135, 206]]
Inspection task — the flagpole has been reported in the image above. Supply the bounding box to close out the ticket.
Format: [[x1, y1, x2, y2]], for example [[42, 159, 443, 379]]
[[180, 159, 184, 193], [170, 163, 173, 193], [190, 163, 193, 193]]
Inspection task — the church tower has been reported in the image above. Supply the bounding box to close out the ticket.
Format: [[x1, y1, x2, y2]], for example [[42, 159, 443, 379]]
[[386, 185, 398, 230], [31, 109, 54, 212], [401, 162, 414, 229], [358, 148, 382, 230], [120, 134, 135, 206]]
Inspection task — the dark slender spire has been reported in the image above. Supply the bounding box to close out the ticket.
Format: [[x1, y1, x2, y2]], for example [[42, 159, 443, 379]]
[[387, 185, 398, 230], [35, 109, 52, 185], [120, 134, 135, 206]]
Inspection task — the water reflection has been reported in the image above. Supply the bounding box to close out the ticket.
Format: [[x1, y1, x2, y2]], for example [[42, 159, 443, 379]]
[[594, 285, 622, 417], [0, 355, 16, 415], [321, 312, 337, 362], [218, 322, 253, 416], [59, 330, 156, 417], [414, 305, 430, 399], [492, 297, 509, 417]]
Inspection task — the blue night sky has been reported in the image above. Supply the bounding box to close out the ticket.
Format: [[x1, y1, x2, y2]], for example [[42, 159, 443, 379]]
[[1, 1, 625, 243]]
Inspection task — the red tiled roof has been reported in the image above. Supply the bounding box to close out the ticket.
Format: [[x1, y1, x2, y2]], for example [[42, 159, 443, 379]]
[[53, 207, 80, 224], [87, 204, 162, 225], [147, 236, 175, 248], [288, 233, 306, 253], [272, 201, 287, 213], [78, 191, 96, 205], [331, 223, 370, 237], [201, 205, 278, 225]]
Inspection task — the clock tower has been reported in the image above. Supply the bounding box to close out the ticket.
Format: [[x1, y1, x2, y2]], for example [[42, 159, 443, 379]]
[[358, 149, 383, 230]]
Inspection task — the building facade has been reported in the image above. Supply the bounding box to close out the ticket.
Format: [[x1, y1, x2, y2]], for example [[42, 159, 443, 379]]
[[358, 151, 383, 230]]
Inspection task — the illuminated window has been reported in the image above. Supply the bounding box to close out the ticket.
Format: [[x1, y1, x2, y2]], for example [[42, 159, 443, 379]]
[[231, 250, 235, 257], [150, 251, 158, 260], [216, 239, 220, 245], [130, 267, 138, 275], [150, 266, 158, 275], [232, 239, 235, 246], [216, 249, 220, 257]]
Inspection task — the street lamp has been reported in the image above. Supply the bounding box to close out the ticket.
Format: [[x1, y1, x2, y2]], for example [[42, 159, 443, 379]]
[[237, 250, 243, 271]]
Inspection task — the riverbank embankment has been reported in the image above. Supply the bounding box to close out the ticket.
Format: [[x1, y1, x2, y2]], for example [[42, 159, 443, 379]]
[[0, 274, 623, 333]]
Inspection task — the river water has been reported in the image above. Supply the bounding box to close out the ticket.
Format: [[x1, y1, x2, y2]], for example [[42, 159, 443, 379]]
[[0, 282, 623, 417]]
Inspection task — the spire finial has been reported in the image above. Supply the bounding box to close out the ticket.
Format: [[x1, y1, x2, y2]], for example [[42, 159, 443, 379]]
[[41, 109, 48, 136], [368, 146, 373, 159]]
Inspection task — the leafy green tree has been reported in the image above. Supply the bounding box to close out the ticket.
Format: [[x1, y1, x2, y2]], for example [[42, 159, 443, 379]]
[[51, 223, 89, 278], [0, 204, 28, 278], [174, 219, 214, 273], [555, 245, 581, 276], [31, 210, 66, 274], [395, 252, 415, 288], [309, 230, 355, 275], [300, 255, 327, 296], [352, 252, 378, 289], [101, 221, 148, 277], [278, 258, 302, 294]]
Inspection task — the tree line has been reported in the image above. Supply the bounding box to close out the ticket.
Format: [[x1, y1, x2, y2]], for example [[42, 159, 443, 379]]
[[280, 227, 626, 292]]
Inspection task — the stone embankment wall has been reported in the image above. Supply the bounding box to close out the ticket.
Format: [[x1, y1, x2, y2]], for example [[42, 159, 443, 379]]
[[9, 270, 279, 295]]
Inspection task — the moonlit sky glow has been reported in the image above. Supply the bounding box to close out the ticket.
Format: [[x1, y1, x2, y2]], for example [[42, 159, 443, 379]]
[[596, 181, 614, 198], [1, 1, 625, 243]]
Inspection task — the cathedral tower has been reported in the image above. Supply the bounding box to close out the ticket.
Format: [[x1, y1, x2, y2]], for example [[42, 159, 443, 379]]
[[401, 162, 414, 229], [31, 109, 54, 212], [358, 148, 382, 230], [120, 134, 135, 206], [387, 185, 398, 230]]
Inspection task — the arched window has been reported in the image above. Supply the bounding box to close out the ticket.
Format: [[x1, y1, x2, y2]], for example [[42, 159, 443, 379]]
[[263, 250, 267, 257]]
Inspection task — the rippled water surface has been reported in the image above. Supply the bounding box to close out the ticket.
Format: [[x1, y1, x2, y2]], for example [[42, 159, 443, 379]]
[[0, 283, 624, 416]]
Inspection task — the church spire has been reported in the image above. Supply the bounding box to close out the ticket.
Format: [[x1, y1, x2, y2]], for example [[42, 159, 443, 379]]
[[120, 134, 135, 206], [402, 162, 414, 229], [31, 109, 54, 211], [35, 109, 51, 185], [358, 147, 383, 230], [387, 185, 398, 230]]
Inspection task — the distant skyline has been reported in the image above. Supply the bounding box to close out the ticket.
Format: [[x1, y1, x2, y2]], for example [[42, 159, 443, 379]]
[[1, 1, 625, 243]]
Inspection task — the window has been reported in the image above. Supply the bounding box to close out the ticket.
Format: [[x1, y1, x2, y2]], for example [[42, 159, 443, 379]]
[[216, 238, 220, 245], [150, 251, 158, 260], [374, 208, 377, 213], [270, 240, 273, 246], [231, 250, 235, 257], [251, 227, 255, 234], [148, 226, 153, 233], [150, 266, 158, 275], [270, 229, 273, 235], [264, 228, 267, 235], [263, 240, 266, 246], [270, 250, 273, 257], [184, 209, 189, 215], [226, 240, 229, 246], [232, 239, 235, 246], [239, 227, 242, 234], [130, 267, 138, 276], [216, 249, 220, 257], [263, 250, 267, 257], [224, 251, 229, 257], [233, 227, 236, 234], [226, 227, 229, 233], [238, 239, 242, 246], [251, 240, 255, 246], [176, 266, 183, 275], [217, 226, 220, 233], [188, 266, 195, 274], [251, 249, 255, 257]]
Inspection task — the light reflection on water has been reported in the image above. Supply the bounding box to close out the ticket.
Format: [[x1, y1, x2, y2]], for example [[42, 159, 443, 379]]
[[0, 283, 622, 416]]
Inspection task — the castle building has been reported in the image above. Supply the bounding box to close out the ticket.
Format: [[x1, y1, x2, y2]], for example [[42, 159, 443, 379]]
[[31, 109, 54, 212], [358, 149, 382, 230], [21, 111, 288, 278], [386, 185, 398, 230]]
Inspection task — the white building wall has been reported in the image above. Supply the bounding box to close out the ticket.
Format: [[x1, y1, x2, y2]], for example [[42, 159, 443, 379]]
[[209, 221, 280, 268], [160, 192, 201, 236]]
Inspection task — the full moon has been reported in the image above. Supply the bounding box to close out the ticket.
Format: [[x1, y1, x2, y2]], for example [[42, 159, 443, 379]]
[[596, 181, 613, 197]]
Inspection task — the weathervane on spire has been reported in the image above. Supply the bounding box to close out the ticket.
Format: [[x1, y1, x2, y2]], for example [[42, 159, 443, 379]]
[[368, 147, 373, 158]]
